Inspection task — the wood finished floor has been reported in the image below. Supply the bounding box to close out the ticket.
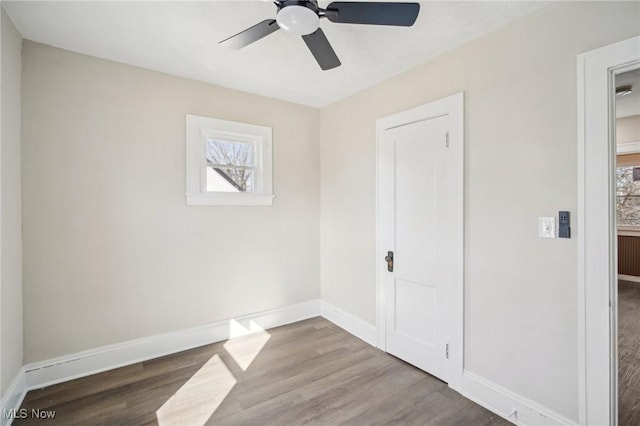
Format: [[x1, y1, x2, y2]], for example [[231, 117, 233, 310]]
[[15, 317, 509, 426], [619, 280, 640, 426]]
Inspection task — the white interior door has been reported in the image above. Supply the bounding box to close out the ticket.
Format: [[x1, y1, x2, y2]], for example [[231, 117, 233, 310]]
[[378, 113, 453, 382]]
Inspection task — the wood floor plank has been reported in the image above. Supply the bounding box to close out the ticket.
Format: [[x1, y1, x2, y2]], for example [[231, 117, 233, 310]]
[[14, 317, 506, 425], [233, 347, 372, 410], [619, 280, 640, 426], [336, 375, 446, 425]]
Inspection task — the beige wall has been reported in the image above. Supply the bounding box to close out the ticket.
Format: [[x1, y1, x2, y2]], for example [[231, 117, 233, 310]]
[[320, 1, 640, 421], [1, 8, 23, 396], [21, 42, 320, 362], [617, 115, 640, 144], [13, 1, 640, 421]]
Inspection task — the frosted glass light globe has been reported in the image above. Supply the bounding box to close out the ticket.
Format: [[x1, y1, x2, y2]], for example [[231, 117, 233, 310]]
[[276, 5, 319, 36]]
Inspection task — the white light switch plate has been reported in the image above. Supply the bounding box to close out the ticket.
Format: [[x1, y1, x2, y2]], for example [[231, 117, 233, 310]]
[[539, 217, 556, 239]]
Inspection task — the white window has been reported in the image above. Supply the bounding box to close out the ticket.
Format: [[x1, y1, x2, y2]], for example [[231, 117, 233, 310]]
[[186, 114, 273, 206], [616, 164, 640, 226]]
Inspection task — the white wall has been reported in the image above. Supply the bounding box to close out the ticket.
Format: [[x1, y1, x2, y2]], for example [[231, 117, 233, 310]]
[[21, 42, 320, 363], [617, 115, 640, 144], [320, 2, 640, 422], [1, 7, 23, 396]]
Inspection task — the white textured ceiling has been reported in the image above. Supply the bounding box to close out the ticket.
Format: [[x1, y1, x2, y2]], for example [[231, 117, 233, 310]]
[[4, 1, 548, 107]]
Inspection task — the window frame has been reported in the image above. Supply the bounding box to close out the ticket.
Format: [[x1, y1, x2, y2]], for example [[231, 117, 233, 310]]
[[616, 142, 640, 230], [615, 165, 640, 226], [186, 114, 274, 206]]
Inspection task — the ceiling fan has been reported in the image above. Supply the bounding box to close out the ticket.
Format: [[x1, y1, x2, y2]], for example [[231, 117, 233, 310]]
[[219, 1, 420, 71]]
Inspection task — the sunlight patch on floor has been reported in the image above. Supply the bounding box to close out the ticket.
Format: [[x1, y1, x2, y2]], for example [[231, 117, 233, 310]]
[[224, 319, 271, 370], [156, 354, 237, 426], [156, 319, 273, 424]]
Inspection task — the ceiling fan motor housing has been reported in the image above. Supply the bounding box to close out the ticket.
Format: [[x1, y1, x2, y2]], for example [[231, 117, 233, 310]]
[[276, 1, 321, 36]]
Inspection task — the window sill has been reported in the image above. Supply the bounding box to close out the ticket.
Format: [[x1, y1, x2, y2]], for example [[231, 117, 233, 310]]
[[186, 193, 274, 207], [618, 226, 640, 237]]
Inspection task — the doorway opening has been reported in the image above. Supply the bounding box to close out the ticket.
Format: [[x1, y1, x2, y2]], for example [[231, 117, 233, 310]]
[[614, 68, 640, 426]]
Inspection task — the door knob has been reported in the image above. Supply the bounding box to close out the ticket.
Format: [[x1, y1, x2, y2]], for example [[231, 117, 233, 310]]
[[385, 251, 394, 272]]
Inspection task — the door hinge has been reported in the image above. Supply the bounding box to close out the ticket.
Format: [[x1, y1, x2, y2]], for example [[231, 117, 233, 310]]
[[446, 132, 450, 148], [445, 343, 449, 359]]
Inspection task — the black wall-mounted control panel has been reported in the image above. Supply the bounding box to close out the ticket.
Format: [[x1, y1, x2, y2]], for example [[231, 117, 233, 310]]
[[559, 211, 571, 239]]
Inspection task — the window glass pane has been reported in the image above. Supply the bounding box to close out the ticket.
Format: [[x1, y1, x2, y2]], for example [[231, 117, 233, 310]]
[[206, 166, 254, 193], [206, 139, 255, 167], [616, 165, 640, 226]]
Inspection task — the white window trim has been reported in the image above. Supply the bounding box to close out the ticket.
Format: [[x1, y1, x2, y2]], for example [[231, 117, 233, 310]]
[[186, 114, 274, 206]]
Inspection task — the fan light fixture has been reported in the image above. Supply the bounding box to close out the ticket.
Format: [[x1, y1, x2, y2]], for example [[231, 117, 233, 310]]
[[219, 1, 421, 70], [616, 85, 633, 96], [276, 5, 319, 36]]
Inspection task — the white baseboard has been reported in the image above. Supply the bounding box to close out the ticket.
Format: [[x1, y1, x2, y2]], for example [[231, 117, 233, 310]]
[[1, 367, 27, 426], [16, 300, 576, 426], [24, 299, 321, 390], [320, 301, 377, 347], [619, 274, 640, 283], [462, 370, 577, 426]]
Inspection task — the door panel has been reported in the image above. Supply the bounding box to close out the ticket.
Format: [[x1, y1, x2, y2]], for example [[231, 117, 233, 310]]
[[394, 278, 436, 346], [381, 115, 449, 382], [395, 128, 437, 263]]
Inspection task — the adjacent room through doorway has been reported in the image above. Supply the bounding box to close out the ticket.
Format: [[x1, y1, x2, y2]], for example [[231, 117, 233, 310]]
[[615, 68, 640, 426]]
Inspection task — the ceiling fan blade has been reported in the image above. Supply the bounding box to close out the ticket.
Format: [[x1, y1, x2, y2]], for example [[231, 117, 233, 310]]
[[302, 28, 341, 71], [325, 2, 420, 26], [219, 19, 280, 50]]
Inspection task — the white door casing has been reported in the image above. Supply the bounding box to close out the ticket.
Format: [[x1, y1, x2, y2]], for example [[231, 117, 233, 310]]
[[578, 35, 640, 426], [376, 93, 464, 392]]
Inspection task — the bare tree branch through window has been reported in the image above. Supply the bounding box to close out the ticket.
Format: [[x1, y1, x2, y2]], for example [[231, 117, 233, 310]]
[[206, 139, 255, 192], [617, 166, 640, 226]]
